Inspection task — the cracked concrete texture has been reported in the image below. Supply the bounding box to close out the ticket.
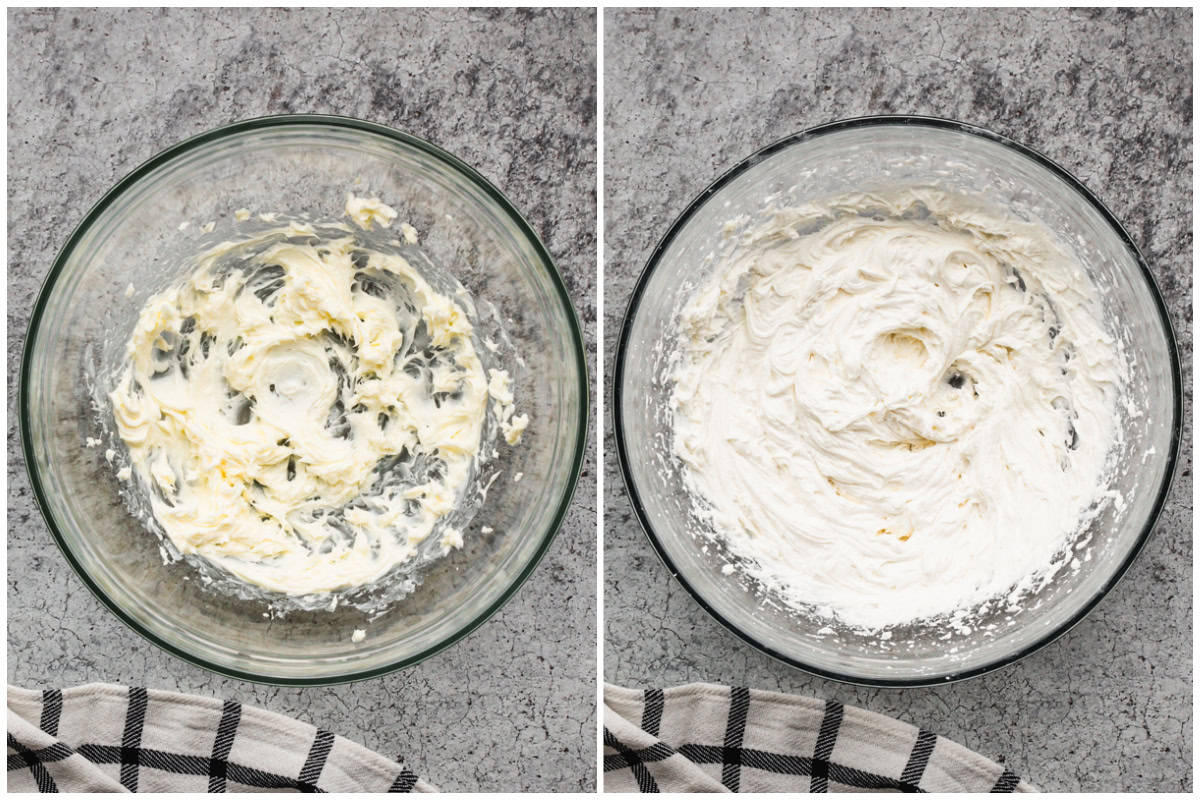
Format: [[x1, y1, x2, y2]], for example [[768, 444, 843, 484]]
[[604, 8, 1191, 792], [8, 8, 596, 791]]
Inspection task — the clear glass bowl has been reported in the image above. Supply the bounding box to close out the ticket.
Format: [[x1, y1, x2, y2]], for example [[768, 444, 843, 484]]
[[614, 116, 1181, 685], [21, 115, 588, 684]]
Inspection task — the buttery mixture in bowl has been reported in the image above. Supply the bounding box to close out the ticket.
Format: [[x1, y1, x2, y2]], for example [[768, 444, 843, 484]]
[[109, 195, 527, 597], [670, 187, 1126, 632]]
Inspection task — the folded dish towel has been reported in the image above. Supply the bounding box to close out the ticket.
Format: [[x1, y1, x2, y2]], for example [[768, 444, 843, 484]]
[[7, 684, 435, 793], [604, 683, 1036, 793]]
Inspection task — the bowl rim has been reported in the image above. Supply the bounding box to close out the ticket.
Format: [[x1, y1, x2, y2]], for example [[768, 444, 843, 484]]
[[19, 112, 590, 685], [612, 113, 1184, 687]]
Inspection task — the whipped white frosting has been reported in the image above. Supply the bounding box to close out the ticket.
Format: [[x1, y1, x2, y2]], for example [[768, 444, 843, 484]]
[[672, 188, 1123, 630], [110, 218, 521, 596]]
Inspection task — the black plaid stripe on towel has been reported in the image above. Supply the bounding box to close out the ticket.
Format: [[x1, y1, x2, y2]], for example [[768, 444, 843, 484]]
[[8, 683, 435, 793], [604, 683, 1036, 793]]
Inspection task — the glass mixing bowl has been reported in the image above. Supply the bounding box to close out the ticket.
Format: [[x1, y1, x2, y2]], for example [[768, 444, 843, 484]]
[[21, 115, 588, 684], [614, 116, 1181, 685]]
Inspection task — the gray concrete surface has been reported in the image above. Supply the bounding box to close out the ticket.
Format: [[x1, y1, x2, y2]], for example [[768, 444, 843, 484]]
[[603, 8, 1191, 792], [8, 8, 596, 791]]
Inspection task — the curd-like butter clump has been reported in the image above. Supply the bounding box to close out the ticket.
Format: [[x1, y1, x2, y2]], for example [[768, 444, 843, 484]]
[[111, 221, 497, 595]]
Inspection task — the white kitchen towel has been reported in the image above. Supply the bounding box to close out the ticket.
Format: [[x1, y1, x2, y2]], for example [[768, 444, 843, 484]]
[[7, 683, 436, 792], [604, 683, 1037, 793]]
